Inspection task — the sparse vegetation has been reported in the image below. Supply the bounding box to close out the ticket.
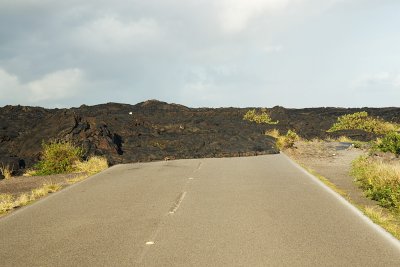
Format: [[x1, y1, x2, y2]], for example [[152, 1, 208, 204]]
[[265, 129, 280, 138], [362, 206, 400, 239], [375, 132, 400, 155], [276, 130, 299, 149], [352, 156, 400, 209], [66, 174, 88, 185], [74, 156, 109, 175], [0, 194, 14, 214], [243, 109, 279, 125], [0, 183, 63, 215], [0, 141, 109, 216], [33, 141, 83, 176], [327, 111, 399, 134], [0, 164, 13, 180]]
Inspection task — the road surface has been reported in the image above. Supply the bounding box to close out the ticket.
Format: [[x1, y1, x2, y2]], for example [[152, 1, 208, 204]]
[[1, 154, 400, 266]]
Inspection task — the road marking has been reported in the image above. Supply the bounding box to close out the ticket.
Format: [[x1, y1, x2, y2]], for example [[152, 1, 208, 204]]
[[169, 192, 187, 214], [188, 177, 194, 180], [145, 241, 155, 245]]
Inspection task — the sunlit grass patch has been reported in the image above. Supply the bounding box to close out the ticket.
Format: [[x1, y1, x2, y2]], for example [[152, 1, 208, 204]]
[[0, 194, 14, 214], [265, 129, 280, 138], [74, 156, 108, 175], [276, 130, 300, 150], [0, 164, 13, 180], [362, 206, 400, 239], [352, 156, 400, 209], [66, 175, 88, 185]]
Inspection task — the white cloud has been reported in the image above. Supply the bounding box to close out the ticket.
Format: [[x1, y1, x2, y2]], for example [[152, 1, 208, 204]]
[[263, 45, 283, 53], [0, 68, 84, 104], [217, 0, 348, 34], [72, 15, 160, 52], [218, 0, 291, 33], [351, 72, 400, 91]]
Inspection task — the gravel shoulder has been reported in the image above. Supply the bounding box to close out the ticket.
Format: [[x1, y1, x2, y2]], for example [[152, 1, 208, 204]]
[[285, 140, 378, 207]]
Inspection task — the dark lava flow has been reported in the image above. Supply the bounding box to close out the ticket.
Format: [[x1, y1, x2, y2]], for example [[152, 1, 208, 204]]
[[1, 100, 399, 171]]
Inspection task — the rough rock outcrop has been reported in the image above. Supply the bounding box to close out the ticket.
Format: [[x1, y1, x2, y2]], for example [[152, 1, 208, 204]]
[[1, 100, 399, 171]]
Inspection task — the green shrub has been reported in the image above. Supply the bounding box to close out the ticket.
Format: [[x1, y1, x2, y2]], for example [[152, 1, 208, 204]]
[[243, 109, 279, 125], [327, 111, 398, 134], [351, 156, 400, 209], [376, 132, 400, 155], [276, 130, 299, 149], [33, 141, 83, 175]]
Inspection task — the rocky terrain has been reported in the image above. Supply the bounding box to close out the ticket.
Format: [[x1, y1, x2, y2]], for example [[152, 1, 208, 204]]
[[1, 100, 399, 171]]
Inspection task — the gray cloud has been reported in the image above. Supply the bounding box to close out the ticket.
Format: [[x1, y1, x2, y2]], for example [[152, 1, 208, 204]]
[[1, 0, 400, 108]]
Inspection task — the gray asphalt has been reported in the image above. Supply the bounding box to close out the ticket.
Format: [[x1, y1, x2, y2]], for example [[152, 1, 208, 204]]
[[1, 154, 400, 266]]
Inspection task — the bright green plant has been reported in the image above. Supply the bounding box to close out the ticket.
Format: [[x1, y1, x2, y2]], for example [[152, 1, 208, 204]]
[[243, 109, 279, 125], [376, 132, 400, 155], [33, 141, 83, 175], [327, 111, 398, 134]]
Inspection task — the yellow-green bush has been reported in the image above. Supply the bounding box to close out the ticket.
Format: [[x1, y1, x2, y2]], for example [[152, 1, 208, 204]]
[[33, 141, 83, 175], [276, 130, 299, 149], [375, 132, 400, 155], [243, 109, 279, 125], [328, 111, 398, 134]]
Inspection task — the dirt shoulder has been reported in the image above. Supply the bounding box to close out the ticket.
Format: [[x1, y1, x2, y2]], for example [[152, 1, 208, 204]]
[[285, 140, 378, 208], [0, 173, 84, 197]]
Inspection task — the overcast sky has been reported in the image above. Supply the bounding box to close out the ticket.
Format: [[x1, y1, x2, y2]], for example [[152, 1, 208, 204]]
[[0, 0, 399, 108]]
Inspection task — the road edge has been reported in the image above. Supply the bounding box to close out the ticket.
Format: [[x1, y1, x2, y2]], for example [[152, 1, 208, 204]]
[[0, 164, 123, 221], [280, 151, 400, 250]]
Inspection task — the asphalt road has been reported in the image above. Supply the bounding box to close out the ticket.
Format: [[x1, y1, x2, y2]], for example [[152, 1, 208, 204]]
[[1, 154, 400, 266]]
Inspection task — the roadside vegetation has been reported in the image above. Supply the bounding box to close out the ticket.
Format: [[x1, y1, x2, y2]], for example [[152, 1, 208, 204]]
[[352, 156, 400, 209], [327, 111, 399, 134], [279, 111, 400, 239], [0, 164, 13, 180], [243, 109, 279, 124], [0, 140, 108, 216], [31, 141, 83, 176], [326, 112, 400, 238], [0, 182, 62, 215], [265, 129, 300, 150]]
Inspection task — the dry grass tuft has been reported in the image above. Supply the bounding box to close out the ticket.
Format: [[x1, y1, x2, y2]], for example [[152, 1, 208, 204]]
[[362, 206, 400, 239], [31, 182, 62, 200], [74, 156, 108, 175], [0, 164, 13, 180], [0, 194, 14, 214], [15, 193, 30, 207], [276, 130, 300, 150], [66, 175, 87, 185], [43, 183, 62, 193], [265, 129, 280, 138], [337, 136, 354, 143], [23, 169, 38, 177]]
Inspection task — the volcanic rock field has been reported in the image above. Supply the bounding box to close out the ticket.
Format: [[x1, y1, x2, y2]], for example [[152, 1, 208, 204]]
[[1, 100, 399, 171]]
